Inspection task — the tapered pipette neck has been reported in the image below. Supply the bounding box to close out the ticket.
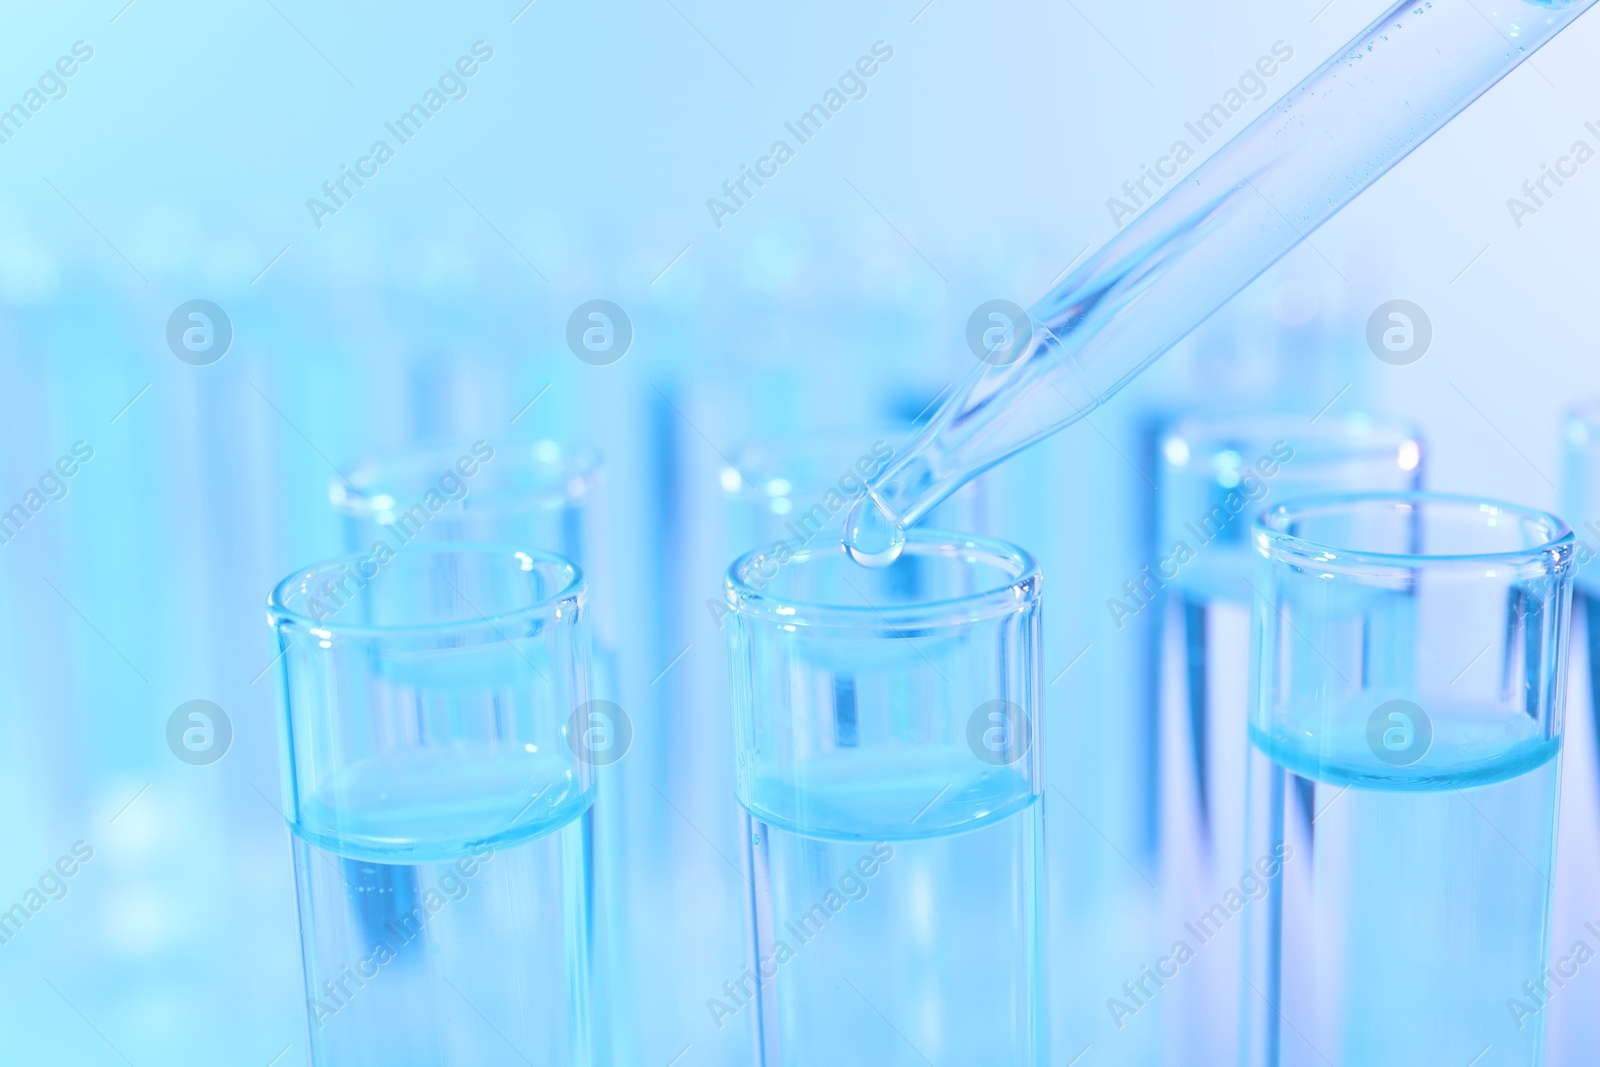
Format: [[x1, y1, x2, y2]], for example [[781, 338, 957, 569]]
[[864, 429, 947, 531], [864, 418, 971, 531], [868, 319, 1094, 528]]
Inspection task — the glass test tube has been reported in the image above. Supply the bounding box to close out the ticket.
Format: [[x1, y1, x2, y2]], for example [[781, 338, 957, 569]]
[[328, 442, 630, 1062], [1561, 404, 1600, 747], [1551, 404, 1600, 1067], [329, 441, 615, 683], [268, 546, 597, 1066], [1150, 411, 1423, 1063], [1241, 494, 1574, 1067], [723, 532, 1047, 1065]]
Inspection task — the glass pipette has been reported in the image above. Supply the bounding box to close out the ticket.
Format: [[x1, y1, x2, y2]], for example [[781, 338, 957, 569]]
[[852, 0, 1595, 559]]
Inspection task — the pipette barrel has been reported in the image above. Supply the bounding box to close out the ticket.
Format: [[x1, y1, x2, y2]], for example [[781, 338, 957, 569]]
[[868, 0, 1596, 527]]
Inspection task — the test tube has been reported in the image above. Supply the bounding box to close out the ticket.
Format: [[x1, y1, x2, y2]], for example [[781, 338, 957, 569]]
[[722, 532, 1046, 1065], [1561, 404, 1600, 743], [327, 441, 633, 1062], [1241, 494, 1573, 1066], [328, 441, 614, 680], [268, 545, 597, 1066], [1149, 411, 1422, 1063]]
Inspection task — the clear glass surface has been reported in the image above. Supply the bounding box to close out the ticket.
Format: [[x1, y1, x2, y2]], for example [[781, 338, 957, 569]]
[[268, 545, 596, 1067], [1241, 494, 1574, 1067], [723, 533, 1046, 1065]]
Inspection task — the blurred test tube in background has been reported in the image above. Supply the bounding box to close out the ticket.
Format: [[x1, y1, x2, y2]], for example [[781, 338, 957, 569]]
[[1547, 404, 1600, 1065], [1149, 410, 1422, 1064], [327, 443, 644, 1064], [1560, 403, 1600, 759], [329, 441, 616, 692]]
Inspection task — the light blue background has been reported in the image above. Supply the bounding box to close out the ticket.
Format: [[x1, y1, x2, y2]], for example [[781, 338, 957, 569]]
[[2, 0, 1599, 1063]]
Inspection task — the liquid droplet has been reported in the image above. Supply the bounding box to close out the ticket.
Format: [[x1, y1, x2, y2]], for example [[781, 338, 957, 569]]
[[843, 495, 906, 567]]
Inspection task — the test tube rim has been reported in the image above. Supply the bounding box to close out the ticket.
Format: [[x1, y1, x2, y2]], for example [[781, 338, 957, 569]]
[[723, 529, 1041, 629], [267, 541, 586, 639], [1254, 491, 1574, 570], [1159, 408, 1425, 476], [329, 441, 603, 518]]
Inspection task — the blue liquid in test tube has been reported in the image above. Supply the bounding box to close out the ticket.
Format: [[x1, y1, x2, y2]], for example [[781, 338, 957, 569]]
[[327, 442, 641, 1061], [1241, 495, 1574, 1066], [269, 546, 598, 1066], [724, 532, 1046, 1065]]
